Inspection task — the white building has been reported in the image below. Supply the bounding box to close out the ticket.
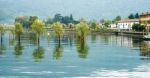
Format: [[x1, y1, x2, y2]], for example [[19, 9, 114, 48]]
[[117, 19, 139, 30], [110, 24, 117, 29]]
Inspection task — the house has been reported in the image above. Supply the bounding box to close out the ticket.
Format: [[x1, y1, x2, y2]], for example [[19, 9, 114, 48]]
[[110, 24, 117, 29], [117, 19, 139, 30], [140, 12, 150, 30]]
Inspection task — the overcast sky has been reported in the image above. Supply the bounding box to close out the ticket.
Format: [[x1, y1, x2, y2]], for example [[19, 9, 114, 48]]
[[0, 0, 150, 23]]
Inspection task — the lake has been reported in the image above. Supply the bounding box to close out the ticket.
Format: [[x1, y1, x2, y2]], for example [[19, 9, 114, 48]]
[[0, 32, 150, 78]]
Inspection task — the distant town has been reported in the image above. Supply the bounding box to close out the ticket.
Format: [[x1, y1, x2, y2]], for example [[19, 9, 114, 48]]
[[0, 12, 150, 33]]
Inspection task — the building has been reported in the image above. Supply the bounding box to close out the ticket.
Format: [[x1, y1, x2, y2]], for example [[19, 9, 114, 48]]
[[117, 19, 139, 30], [140, 12, 150, 30], [110, 24, 117, 29]]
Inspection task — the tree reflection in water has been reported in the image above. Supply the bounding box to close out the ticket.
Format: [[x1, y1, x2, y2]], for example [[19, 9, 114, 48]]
[[0, 41, 6, 55], [76, 36, 89, 59], [91, 33, 97, 43], [32, 46, 45, 62], [140, 41, 150, 59], [53, 44, 63, 60], [14, 42, 24, 58]]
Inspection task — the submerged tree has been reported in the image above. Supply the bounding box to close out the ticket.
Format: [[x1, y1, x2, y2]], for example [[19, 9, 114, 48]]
[[14, 22, 24, 43], [31, 19, 45, 46], [75, 21, 89, 58], [10, 27, 15, 39], [75, 21, 89, 43], [52, 22, 64, 46], [0, 25, 5, 43]]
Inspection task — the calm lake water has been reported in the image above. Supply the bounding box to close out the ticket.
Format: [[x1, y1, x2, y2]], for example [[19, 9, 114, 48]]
[[0, 32, 150, 78]]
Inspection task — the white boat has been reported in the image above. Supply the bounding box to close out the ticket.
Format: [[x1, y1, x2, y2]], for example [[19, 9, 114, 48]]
[[143, 33, 150, 40]]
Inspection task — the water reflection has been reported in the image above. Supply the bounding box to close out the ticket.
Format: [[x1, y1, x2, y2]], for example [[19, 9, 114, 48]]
[[53, 44, 63, 60], [140, 41, 150, 59], [32, 46, 45, 62], [14, 42, 24, 58], [0, 41, 6, 55], [76, 36, 89, 59], [29, 33, 38, 45], [91, 33, 97, 43]]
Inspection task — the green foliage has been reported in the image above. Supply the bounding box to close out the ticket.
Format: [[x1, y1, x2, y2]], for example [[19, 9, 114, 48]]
[[90, 21, 97, 30], [135, 13, 139, 18], [128, 13, 139, 19], [53, 14, 62, 22], [99, 27, 115, 33], [51, 22, 64, 38], [76, 39, 89, 58], [52, 14, 78, 25], [14, 22, 24, 37], [132, 24, 145, 31], [0, 25, 5, 33], [29, 16, 38, 27], [147, 20, 150, 24], [53, 45, 63, 60], [75, 21, 90, 37], [15, 16, 30, 28], [113, 16, 121, 23], [45, 18, 53, 25], [31, 19, 45, 35], [14, 43, 24, 58], [10, 27, 15, 35], [128, 13, 134, 19], [103, 20, 111, 27], [32, 46, 45, 62]]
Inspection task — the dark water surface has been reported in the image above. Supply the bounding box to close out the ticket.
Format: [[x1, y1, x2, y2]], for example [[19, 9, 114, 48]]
[[0, 32, 150, 78]]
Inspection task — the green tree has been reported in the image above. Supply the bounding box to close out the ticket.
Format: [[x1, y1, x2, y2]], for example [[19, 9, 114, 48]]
[[29, 16, 38, 28], [135, 13, 139, 19], [113, 16, 121, 23], [76, 21, 89, 39], [45, 18, 53, 25], [90, 21, 97, 30], [31, 19, 45, 46], [0, 25, 5, 43], [103, 20, 111, 27], [10, 27, 15, 39], [52, 22, 64, 46], [15, 16, 30, 29], [147, 20, 150, 24], [15, 22, 24, 43], [128, 13, 135, 19], [132, 24, 145, 31], [53, 14, 62, 22]]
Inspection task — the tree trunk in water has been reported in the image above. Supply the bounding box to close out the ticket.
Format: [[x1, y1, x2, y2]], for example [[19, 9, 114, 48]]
[[1, 33, 2, 44], [37, 35, 40, 47], [58, 35, 61, 48], [18, 35, 21, 45]]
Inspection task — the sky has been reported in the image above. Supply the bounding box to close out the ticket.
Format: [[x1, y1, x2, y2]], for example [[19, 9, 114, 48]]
[[0, 0, 150, 23]]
